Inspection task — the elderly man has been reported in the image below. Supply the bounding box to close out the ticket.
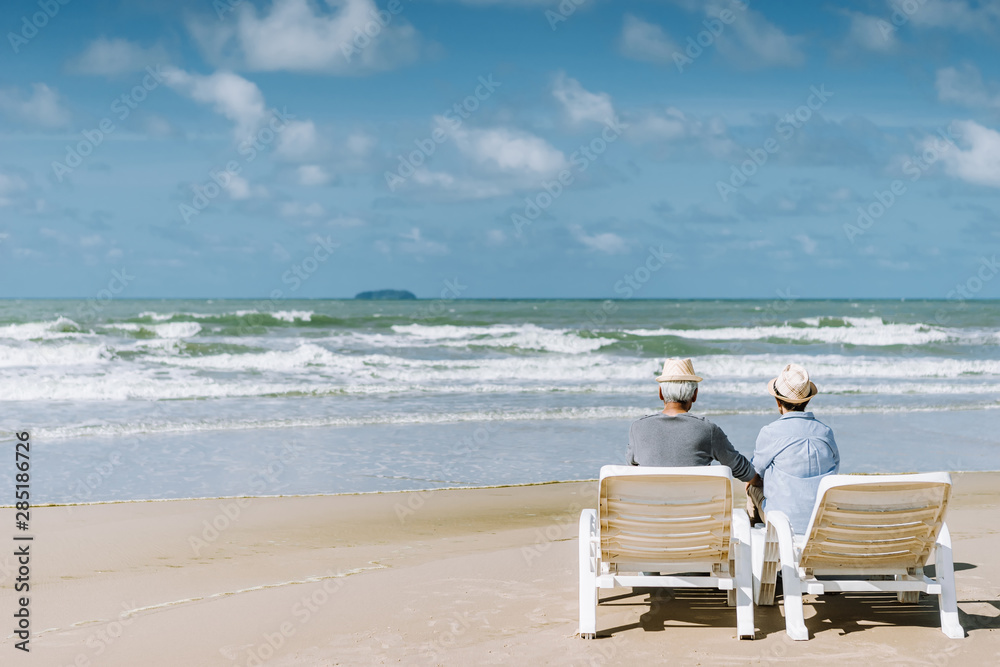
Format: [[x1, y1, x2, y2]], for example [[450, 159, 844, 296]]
[[746, 363, 840, 533], [627, 358, 755, 484]]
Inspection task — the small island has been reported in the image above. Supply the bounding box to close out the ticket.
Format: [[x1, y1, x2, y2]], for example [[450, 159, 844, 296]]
[[354, 289, 417, 300]]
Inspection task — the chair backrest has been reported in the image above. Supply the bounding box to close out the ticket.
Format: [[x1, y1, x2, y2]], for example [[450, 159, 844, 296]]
[[598, 465, 734, 568], [798, 472, 952, 571]]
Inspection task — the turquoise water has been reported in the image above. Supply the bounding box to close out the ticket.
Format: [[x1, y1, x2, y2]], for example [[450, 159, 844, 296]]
[[2, 299, 998, 502]]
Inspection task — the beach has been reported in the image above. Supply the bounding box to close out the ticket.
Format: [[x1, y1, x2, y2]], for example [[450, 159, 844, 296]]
[[4, 473, 998, 666]]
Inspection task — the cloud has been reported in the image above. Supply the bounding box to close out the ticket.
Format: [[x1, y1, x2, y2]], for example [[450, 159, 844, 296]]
[[841, 11, 897, 52], [552, 72, 615, 126], [665, 1, 805, 68], [936, 64, 1000, 110], [794, 234, 818, 255], [0, 171, 28, 207], [225, 174, 267, 200], [70, 37, 168, 76], [710, 1, 806, 68], [188, 0, 423, 75], [930, 120, 1000, 188], [298, 165, 331, 185], [570, 225, 629, 254], [0, 83, 71, 128], [162, 67, 267, 140], [441, 119, 568, 175], [397, 227, 448, 256], [889, 0, 1000, 34], [274, 119, 323, 162], [619, 14, 678, 65]]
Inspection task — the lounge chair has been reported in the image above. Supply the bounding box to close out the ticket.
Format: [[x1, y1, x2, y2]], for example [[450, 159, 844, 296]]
[[578, 465, 755, 639], [753, 472, 964, 640]]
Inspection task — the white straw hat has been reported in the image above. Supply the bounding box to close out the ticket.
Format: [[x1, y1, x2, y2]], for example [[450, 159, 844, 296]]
[[655, 358, 703, 383], [767, 363, 818, 404]]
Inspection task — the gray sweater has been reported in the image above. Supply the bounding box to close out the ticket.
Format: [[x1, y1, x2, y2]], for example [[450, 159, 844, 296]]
[[626, 412, 755, 482]]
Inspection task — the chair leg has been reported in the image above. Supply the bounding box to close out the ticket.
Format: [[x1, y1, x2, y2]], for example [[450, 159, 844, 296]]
[[935, 524, 965, 639], [727, 539, 737, 607], [769, 512, 808, 640], [755, 524, 779, 606], [578, 509, 599, 639], [732, 510, 755, 639], [897, 573, 920, 604]]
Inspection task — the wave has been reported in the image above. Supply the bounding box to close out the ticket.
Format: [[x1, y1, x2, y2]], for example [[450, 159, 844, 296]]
[[624, 317, 972, 347], [25, 400, 1000, 441]]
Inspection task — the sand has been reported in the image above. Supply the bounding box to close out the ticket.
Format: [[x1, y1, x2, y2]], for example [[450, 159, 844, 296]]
[[1, 473, 998, 666]]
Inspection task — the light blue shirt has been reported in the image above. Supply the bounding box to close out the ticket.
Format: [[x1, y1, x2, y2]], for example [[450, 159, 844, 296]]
[[752, 412, 840, 535]]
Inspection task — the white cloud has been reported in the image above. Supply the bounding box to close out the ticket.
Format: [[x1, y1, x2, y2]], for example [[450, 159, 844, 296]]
[[225, 174, 267, 200], [71, 38, 168, 76], [0, 172, 28, 197], [570, 225, 629, 254], [937, 64, 1000, 110], [188, 0, 423, 75], [794, 234, 818, 255], [162, 67, 266, 141], [552, 72, 615, 126], [0, 83, 71, 128], [486, 229, 507, 245], [275, 120, 322, 161], [398, 227, 448, 256], [711, 2, 805, 68], [890, 0, 1000, 33], [298, 165, 331, 186], [841, 12, 897, 52], [346, 131, 376, 156], [626, 107, 735, 155], [619, 14, 678, 65], [930, 120, 1000, 188], [441, 118, 567, 175]]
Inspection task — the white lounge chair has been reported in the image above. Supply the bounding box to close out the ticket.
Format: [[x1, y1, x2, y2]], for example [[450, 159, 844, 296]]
[[578, 465, 754, 640], [753, 472, 964, 640]]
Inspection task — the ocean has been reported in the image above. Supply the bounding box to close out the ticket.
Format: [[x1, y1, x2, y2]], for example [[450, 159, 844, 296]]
[[3, 298, 999, 503]]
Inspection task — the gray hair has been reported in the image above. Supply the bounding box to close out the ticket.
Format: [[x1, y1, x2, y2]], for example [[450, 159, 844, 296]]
[[659, 381, 698, 403]]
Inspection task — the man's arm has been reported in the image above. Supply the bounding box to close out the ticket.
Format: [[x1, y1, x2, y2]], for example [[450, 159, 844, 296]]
[[626, 423, 638, 465], [710, 425, 755, 482]]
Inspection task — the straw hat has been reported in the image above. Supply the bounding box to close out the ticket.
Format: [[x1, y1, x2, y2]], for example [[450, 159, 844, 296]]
[[655, 358, 703, 382], [767, 363, 818, 404]]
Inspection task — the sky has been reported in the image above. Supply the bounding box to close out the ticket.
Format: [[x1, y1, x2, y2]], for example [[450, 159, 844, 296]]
[[1, 0, 1000, 299]]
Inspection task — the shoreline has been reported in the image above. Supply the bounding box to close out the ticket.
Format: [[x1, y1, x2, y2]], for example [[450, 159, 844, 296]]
[[4, 473, 998, 665], [7, 469, 1000, 508]]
